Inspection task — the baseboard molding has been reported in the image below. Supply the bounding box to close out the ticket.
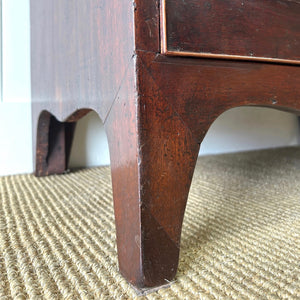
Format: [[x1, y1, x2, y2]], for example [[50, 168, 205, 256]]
[[0, 102, 33, 176]]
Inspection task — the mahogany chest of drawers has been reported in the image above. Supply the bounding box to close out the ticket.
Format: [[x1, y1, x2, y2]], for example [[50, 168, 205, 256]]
[[31, 0, 300, 290]]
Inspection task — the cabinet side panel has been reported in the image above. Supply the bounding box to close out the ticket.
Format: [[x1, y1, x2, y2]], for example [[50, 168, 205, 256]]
[[30, 0, 135, 121]]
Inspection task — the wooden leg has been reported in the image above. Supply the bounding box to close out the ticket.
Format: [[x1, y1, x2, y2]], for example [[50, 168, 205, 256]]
[[105, 75, 202, 288], [137, 118, 200, 288], [35, 111, 76, 176]]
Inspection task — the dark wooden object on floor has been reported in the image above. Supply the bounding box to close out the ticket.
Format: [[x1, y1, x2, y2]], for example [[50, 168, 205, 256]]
[[31, 0, 300, 289]]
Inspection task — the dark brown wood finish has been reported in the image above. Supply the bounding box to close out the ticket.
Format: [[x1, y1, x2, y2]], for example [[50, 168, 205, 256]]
[[31, 0, 300, 290], [30, 0, 135, 122], [35, 111, 77, 176], [161, 0, 300, 64], [138, 52, 300, 142], [31, 0, 136, 174]]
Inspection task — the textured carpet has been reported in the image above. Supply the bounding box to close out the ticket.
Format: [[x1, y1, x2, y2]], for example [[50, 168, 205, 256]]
[[0, 147, 299, 299]]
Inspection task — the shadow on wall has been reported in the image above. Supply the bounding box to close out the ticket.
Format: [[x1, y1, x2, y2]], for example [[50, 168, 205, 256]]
[[69, 111, 110, 168], [200, 106, 299, 155], [69, 107, 300, 168]]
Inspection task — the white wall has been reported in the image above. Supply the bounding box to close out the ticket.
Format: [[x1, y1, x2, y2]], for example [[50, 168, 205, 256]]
[[200, 107, 299, 155], [68, 108, 299, 168], [0, 102, 32, 176], [69, 111, 110, 168], [2, 0, 31, 103], [1, 0, 299, 175], [0, 0, 32, 176]]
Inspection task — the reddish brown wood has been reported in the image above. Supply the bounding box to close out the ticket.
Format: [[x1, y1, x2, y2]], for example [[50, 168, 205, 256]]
[[30, 0, 134, 122], [104, 66, 142, 286], [31, 0, 300, 290], [137, 51, 300, 143], [34, 111, 76, 176], [137, 65, 201, 286], [135, 0, 160, 52], [161, 0, 300, 64], [104, 62, 201, 287]]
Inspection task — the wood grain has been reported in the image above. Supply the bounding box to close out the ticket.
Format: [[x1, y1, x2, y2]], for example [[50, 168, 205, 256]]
[[30, 0, 135, 122], [31, 0, 300, 290], [161, 0, 300, 64]]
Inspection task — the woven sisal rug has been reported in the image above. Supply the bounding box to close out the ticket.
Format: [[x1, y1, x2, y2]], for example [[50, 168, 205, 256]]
[[0, 147, 299, 299]]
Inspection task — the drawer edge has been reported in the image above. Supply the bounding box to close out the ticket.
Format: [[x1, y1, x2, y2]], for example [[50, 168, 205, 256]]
[[160, 0, 300, 65]]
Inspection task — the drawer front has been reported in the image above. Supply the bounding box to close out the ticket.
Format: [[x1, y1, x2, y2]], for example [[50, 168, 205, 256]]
[[161, 0, 300, 64]]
